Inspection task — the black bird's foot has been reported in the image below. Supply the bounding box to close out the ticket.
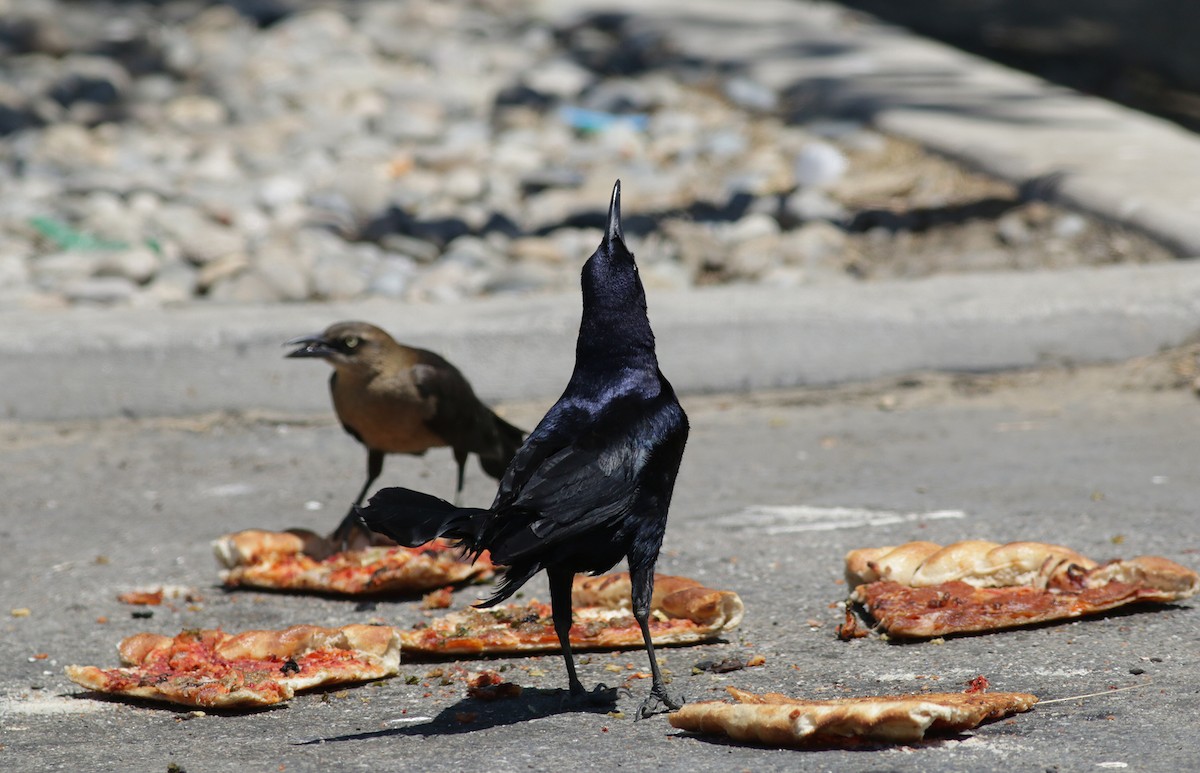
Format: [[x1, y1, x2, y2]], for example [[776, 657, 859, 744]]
[[635, 684, 684, 721], [284, 528, 337, 561], [586, 683, 618, 706], [562, 683, 618, 709], [329, 509, 387, 554]]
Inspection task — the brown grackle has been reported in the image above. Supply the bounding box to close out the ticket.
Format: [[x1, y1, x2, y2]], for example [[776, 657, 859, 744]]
[[286, 321, 524, 551]]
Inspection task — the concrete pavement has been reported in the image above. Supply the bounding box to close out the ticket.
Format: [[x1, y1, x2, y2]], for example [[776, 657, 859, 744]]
[[3, 261, 1200, 422], [3, 2, 1200, 771], [2, 367, 1198, 771]]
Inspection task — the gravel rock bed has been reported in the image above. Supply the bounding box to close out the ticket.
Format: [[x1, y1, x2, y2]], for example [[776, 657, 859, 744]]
[[0, 0, 1176, 309]]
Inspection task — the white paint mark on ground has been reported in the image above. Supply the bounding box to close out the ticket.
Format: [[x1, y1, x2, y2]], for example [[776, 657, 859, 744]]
[[1096, 763, 1129, 769], [717, 505, 967, 534], [0, 694, 111, 716], [880, 734, 1031, 758], [202, 482, 255, 497], [1031, 668, 1090, 677], [871, 669, 973, 682], [946, 735, 1032, 757]]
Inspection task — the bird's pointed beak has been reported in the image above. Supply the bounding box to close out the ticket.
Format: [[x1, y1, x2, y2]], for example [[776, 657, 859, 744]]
[[284, 333, 335, 359], [605, 179, 624, 246]]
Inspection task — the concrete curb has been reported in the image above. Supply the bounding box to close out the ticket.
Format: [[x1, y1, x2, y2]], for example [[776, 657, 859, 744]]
[[5, 262, 1200, 421], [6, 0, 1200, 421]]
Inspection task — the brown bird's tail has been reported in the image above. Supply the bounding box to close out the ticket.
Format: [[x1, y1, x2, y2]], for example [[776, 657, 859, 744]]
[[477, 413, 525, 480], [357, 487, 489, 551]]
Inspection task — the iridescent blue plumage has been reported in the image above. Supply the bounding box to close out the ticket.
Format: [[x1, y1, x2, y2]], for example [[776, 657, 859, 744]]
[[361, 180, 689, 718]]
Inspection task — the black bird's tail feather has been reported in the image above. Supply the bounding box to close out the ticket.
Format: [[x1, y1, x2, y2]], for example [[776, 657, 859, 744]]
[[358, 487, 489, 550], [476, 561, 542, 609], [478, 413, 525, 481]]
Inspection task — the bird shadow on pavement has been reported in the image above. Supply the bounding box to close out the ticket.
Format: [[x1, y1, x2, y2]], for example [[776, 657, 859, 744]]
[[293, 686, 621, 744]]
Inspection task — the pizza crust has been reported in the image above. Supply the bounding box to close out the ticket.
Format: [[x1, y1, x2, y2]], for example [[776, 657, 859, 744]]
[[845, 540, 1098, 589], [572, 573, 745, 630], [844, 540, 1198, 639], [65, 624, 400, 709], [669, 686, 1038, 747], [213, 529, 493, 595], [399, 572, 744, 656]]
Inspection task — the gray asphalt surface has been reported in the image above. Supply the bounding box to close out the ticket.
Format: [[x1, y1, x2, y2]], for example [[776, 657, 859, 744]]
[[3, 367, 1199, 771], [4, 0, 1200, 771]]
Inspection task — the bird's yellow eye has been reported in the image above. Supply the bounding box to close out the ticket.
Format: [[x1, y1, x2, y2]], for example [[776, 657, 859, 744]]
[[344, 336, 359, 349]]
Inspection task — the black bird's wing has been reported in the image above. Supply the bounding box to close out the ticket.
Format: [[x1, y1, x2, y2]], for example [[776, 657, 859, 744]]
[[482, 378, 673, 567]]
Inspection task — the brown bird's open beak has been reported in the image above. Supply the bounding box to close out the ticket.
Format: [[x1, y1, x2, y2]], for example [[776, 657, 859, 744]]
[[285, 333, 335, 359]]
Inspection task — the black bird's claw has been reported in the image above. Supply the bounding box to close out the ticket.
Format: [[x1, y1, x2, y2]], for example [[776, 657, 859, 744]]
[[635, 685, 684, 721], [564, 683, 618, 709], [328, 510, 381, 555], [587, 683, 618, 706]]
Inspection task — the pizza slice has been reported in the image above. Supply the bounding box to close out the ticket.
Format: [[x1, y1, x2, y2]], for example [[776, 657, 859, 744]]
[[213, 529, 493, 595], [669, 686, 1038, 747], [65, 624, 400, 709], [399, 573, 744, 656], [842, 540, 1199, 639]]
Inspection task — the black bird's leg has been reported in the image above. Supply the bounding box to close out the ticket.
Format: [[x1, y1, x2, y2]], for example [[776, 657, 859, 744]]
[[452, 448, 468, 507], [548, 567, 586, 697], [331, 450, 385, 551], [631, 565, 684, 720]]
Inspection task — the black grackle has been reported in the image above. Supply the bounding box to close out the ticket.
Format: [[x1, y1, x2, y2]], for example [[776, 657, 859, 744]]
[[359, 180, 689, 719]]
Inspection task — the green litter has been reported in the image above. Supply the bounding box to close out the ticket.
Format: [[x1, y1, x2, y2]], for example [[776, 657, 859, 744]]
[[29, 215, 130, 251]]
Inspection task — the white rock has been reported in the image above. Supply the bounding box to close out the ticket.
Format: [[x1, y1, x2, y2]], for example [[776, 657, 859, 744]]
[[369, 256, 419, 298], [189, 143, 242, 182], [483, 262, 561, 295], [509, 236, 567, 264], [196, 253, 251, 290], [443, 167, 486, 202], [723, 77, 777, 111], [778, 221, 849, 268], [31, 251, 102, 284], [524, 57, 593, 99], [258, 176, 307, 210], [164, 94, 228, 129], [996, 213, 1032, 246], [784, 189, 847, 222], [0, 254, 31, 287], [405, 261, 488, 303], [1053, 213, 1087, 239], [97, 246, 160, 284], [725, 212, 781, 244], [254, 254, 311, 302], [379, 234, 441, 264], [728, 234, 782, 279], [142, 262, 198, 305], [794, 142, 848, 189], [641, 260, 694, 290], [311, 256, 369, 300], [207, 271, 283, 304], [153, 206, 246, 265], [442, 235, 503, 269], [375, 99, 447, 142], [704, 129, 748, 160]]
